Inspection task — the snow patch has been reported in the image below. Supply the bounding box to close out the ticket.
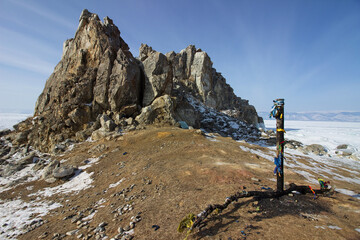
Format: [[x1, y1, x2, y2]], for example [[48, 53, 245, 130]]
[[30, 170, 94, 197], [336, 188, 360, 199], [108, 178, 125, 188], [95, 198, 107, 208], [82, 210, 97, 221], [79, 157, 100, 170], [239, 145, 274, 162], [0, 198, 61, 239], [0, 163, 43, 193], [328, 225, 342, 230]]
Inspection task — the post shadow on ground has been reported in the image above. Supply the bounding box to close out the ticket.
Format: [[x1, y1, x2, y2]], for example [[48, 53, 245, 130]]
[[192, 194, 332, 239]]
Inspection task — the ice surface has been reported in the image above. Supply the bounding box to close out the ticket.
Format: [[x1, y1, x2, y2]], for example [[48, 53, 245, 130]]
[[264, 120, 360, 156], [0, 113, 31, 130], [260, 120, 360, 197]]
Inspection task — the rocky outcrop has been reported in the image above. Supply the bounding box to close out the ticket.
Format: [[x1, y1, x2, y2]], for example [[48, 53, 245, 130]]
[[139, 44, 173, 106], [26, 9, 142, 151], [135, 95, 176, 126], [8, 9, 263, 152]]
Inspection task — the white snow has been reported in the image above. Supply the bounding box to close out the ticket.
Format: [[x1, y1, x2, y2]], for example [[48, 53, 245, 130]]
[[336, 188, 360, 199], [328, 225, 342, 230], [315, 225, 342, 230], [79, 157, 100, 170], [108, 178, 125, 188], [0, 113, 31, 130], [95, 198, 107, 208], [30, 170, 94, 197], [0, 198, 61, 239], [0, 163, 43, 193], [239, 145, 274, 162]]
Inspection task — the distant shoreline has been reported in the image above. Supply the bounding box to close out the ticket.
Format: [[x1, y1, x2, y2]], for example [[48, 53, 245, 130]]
[[259, 111, 360, 122]]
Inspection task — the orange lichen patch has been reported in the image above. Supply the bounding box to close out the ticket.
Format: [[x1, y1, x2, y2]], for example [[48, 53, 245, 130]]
[[157, 132, 173, 138]]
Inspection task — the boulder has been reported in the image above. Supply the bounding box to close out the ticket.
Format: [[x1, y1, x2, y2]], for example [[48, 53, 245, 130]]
[[53, 166, 75, 179], [301, 144, 328, 156], [99, 114, 116, 132], [68, 107, 91, 125], [107, 48, 141, 112], [2, 163, 25, 177], [75, 129, 92, 142], [42, 160, 60, 179], [91, 128, 112, 141], [18, 152, 38, 165], [140, 44, 173, 106], [125, 117, 134, 126], [191, 51, 215, 107], [0, 129, 11, 137], [119, 104, 139, 118], [285, 140, 303, 150], [13, 131, 30, 145], [135, 95, 176, 126], [0, 145, 11, 159], [336, 144, 348, 150]]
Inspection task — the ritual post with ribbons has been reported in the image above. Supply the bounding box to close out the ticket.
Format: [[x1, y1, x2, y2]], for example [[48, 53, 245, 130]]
[[270, 98, 285, 192], [178, 97, 333, 240]]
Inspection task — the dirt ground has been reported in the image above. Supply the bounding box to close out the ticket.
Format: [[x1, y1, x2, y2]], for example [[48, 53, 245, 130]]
[[2, 126, 360, 240]]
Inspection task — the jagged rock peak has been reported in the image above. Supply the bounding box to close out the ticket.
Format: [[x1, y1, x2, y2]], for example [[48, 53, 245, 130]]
[[79, 9, 99, 21], [31, 9, 141, 151], [139, 44, 156, 61], [12, 10, 263, 152]]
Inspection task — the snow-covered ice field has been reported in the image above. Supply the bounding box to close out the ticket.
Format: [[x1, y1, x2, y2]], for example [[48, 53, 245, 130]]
[[264, 120, 360, 158], [264, 119, 360, 199], [0, 113, 31, 130]]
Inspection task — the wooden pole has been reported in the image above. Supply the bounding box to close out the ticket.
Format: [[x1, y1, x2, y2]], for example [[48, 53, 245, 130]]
[[276, 98, 285, 192]]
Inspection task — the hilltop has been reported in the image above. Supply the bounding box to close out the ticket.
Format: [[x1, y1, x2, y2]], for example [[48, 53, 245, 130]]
[[0, 9, 360, 240], [1, 127, 359, 239]]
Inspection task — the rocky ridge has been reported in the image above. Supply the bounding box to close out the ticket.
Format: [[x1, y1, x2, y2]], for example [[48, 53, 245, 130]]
[[5, 9, 263, 153]]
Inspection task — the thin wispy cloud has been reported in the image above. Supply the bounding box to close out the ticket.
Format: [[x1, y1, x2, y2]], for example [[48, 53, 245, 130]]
[[0, 26, 60, 59], [9, 0, 75, 30], [0, 47, 55, 76]]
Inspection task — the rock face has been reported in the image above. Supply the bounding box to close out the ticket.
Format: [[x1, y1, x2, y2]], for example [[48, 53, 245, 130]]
[[13, 9, 263, 152]]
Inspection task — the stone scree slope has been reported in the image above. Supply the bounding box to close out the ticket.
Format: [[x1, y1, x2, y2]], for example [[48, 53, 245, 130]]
[[12, 9, 263, 152]]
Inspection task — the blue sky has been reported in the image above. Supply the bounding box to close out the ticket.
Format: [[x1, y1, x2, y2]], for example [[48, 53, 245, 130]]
[[0, 0, 359, 113]]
